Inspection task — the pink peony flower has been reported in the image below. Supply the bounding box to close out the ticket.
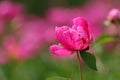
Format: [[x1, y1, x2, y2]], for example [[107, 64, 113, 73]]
[[50, 17, 92, 56]]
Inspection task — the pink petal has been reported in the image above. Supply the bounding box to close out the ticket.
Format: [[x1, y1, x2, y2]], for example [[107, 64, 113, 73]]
[[107, 8, 120, 21], [72, 17, 90, 39], [69, 29, 83, 50], [50, 45, 74, 56], [73, 17, 88, 29], [55, 26, 73, 49]]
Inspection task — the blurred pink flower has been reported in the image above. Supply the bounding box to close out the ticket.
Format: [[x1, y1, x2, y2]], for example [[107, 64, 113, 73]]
[[0, 1, 26, 36], [3, 36, 20, 60], [50, 17, 92, 56], [2, 19, 44, 61], [2, 18, 56, 61], [3, 33, 42, 61], [107, 8, 120, 22], [43, 26, 56, 43], [0, 1, 25, 21], [19, 21, 44, 60]]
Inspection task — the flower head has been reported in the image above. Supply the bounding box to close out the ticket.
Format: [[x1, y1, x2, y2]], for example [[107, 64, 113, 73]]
[[50, 17, 92, 56]]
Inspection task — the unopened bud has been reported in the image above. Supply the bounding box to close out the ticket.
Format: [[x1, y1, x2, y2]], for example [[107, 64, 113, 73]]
[[107, 9, 120, 23]]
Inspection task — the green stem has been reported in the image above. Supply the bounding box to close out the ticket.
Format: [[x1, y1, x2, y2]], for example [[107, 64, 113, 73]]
[[114, 21, 120, 53], [76, 51, 83, 80]]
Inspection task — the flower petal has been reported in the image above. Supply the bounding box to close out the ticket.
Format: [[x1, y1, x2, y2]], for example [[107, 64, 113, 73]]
[[55, 26, 74, 50], [73, 17, 88, 29], [50, 45, 74, 56], [72, 17, 90, 39], [69, 29, 84, 50]]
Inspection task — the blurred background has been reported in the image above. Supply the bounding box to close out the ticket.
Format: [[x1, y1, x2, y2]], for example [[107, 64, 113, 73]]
[[0, 0, 120, 80]]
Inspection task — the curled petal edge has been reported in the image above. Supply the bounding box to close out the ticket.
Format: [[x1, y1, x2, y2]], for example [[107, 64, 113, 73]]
[[50, 45, 74, 56]]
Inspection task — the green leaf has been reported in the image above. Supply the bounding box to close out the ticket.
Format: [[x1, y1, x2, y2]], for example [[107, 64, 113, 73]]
[[93, 35, 116, 46], [80, 51, 97, 70], [46, 76, 71, 80]]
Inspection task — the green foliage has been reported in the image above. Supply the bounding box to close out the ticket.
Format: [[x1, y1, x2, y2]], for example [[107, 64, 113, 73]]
[[93, 35, 116, 46], [12, 0, 50, 16], [0, 49, 120, 80], [80, 51, 97, 70], [67, 0, 87, 7], [46, 76, 71, 80]]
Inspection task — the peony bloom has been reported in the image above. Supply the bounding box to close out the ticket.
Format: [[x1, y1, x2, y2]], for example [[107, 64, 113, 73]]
[[50, 17, 92, 56]]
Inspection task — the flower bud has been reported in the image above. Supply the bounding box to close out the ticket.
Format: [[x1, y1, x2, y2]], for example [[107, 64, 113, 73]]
[[107, 9, 120, 23]]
